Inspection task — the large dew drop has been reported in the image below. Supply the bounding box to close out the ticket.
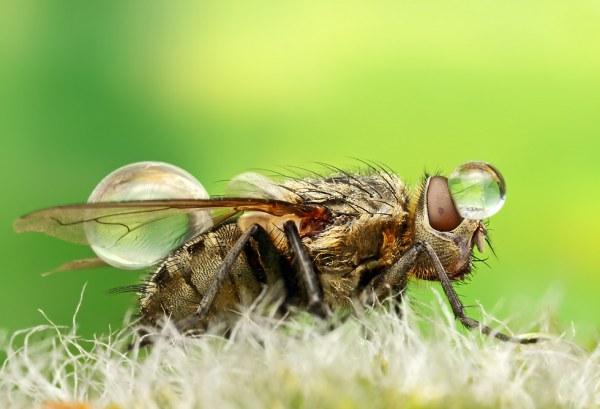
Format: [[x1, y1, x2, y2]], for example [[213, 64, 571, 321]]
[[85, 162, 211, 269], [447, 162, 506, 220]]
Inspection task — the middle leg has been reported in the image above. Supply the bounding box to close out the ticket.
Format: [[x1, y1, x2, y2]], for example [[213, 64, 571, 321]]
[[283, 220, 331, 318]]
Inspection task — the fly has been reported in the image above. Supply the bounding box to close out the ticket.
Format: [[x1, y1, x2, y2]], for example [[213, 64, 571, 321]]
[[13, 160, 539, 344]]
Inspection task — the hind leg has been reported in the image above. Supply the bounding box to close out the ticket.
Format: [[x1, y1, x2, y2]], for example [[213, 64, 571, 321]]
[[175, 224, 260, 332]]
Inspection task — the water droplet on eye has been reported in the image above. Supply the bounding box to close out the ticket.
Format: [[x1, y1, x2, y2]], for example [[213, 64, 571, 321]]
[[85, 162, 211, 269], [447, 162, 506, 220]]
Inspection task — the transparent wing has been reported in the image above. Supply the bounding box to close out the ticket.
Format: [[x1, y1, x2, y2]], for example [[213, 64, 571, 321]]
[[14, 198, 319, 243], [14, 198, 322, 270], [225, 172, 290, 200], [42, 257, 110, 276]]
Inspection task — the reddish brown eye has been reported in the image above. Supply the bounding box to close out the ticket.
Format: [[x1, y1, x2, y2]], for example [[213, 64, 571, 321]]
[[426, 176, 463, 231]]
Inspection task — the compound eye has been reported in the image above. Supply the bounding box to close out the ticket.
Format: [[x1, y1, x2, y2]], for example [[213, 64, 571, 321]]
[[426, 176, 463, 231]]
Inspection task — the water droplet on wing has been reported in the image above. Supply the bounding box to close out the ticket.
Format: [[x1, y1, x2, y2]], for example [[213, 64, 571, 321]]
[[85, 162, 211, 269], [448, 162, 506, 220]]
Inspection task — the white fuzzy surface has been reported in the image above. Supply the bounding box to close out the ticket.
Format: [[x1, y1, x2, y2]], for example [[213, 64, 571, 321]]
[[1, 290, 599, 409]]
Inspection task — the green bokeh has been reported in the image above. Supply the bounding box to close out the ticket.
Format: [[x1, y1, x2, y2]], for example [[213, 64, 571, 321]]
[[1, 1, 599, 339]]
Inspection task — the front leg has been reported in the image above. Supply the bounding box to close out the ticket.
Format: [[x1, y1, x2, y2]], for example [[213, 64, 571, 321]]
[[360, 242, 540, 344], [420, 242, 540, 344], [358, 246, 420, 306]]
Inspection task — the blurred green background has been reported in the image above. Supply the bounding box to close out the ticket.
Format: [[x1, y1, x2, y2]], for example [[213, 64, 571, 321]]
[[1, 1, 599, 340]]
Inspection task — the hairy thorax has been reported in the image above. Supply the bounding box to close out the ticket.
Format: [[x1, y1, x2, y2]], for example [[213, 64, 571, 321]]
[[237, 172, 414, 305]]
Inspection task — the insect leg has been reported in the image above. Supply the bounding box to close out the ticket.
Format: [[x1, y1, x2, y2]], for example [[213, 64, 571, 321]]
[[359, 245, 421, 305], [250, 225, 300, 306], [420, 241, 540, 344], [283, 220, 331, 318], [176, 224, 259, 332]]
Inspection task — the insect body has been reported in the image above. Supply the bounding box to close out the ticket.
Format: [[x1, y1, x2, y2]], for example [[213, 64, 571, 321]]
[[14, 161, 538, 343], [141, 170, 409, 327]]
